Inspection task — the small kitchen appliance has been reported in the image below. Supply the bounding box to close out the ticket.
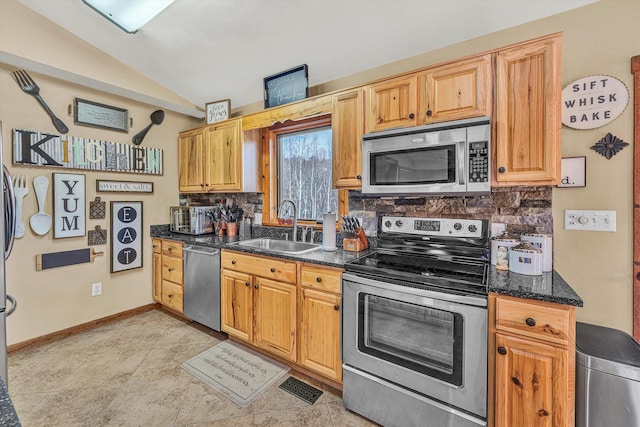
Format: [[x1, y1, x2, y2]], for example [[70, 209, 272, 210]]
[[342, 216, 490, 427], [170, 206, 215, 235]]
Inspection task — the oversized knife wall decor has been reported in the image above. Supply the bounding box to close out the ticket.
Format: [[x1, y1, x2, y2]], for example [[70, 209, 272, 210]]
[[12, 70, 69, 134]]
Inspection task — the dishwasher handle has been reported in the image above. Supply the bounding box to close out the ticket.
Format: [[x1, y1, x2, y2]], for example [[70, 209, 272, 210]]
[[182, 245, 220, 256]]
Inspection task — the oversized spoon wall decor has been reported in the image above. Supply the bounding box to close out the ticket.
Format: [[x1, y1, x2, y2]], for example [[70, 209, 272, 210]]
[[132, 110, 165, 145]]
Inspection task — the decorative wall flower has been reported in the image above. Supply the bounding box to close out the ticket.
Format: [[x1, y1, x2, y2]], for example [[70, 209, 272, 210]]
[[590, 133, 629, 159]]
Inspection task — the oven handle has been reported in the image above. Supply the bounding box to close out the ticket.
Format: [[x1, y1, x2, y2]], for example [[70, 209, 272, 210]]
[[457, 140, 466, 186], [342, 272, 487, 308]]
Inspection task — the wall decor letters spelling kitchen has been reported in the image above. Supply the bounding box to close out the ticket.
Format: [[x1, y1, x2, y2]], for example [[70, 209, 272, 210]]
[[12, 129, 163, 175], [53, 173, 86, 239], [110, 201, 142, 273], [205, 100, 230, 124], [74, 98, 129, 132], [263, 64, 308, 109], [590, 132, 629, 159], [558, 157, 586, 188], [562, 75, 629, 129], [96, 179, 154, 194]]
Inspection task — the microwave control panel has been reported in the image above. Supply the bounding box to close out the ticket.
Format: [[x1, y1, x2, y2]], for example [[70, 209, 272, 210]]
[[468, 141, 489, 183]]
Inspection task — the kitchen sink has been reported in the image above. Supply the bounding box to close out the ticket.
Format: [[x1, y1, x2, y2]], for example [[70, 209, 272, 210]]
[[233, 238, 320, 255]]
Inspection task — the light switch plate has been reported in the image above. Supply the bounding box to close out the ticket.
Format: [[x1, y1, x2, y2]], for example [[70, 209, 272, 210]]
[[564, 210, 616, 232]]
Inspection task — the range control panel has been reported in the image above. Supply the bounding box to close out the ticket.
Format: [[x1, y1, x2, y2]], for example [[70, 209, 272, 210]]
[[381, 216, 484, 238]]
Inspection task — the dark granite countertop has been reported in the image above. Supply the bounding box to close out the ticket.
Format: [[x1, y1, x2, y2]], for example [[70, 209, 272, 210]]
[[151, 229, 582, 306], [0, 378, 21, 426]]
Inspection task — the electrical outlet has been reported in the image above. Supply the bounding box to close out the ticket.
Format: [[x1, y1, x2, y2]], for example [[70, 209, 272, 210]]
[[91, 282, 102, 296], [491, 222, 506, 237], [564, 210, 616, 232]]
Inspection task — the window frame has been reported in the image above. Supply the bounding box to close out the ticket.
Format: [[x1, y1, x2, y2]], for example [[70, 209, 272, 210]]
[[261, 115, 348, 228]]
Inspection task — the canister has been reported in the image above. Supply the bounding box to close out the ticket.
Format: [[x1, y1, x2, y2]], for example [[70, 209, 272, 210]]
[[509, 242, 543, 276], [490, 235, 520, 270], [521, 233, 553, 272]]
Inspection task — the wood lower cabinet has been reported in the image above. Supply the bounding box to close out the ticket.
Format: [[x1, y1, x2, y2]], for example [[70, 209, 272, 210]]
[[299, 264, 343, 382], [253, 277, 297, 361], [490, 293, 575, 427], [494, 34, 562, 186], [221, 269, 253, 342], [151, 239, 184, 313], [332, 89, 364, 189]]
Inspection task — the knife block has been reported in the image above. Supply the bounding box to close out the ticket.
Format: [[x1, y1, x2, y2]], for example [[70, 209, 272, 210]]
[[343, 228, 369, 252]]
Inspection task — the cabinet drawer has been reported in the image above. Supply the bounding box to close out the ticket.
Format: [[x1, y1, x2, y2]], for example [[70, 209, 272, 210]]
[[152, 238, 162, 254], [222, 251, 296, 283], [162, 256, 183, 284], [162, 241, 183, 258], [162, 280, 183, 312], [495, 296, 573, 346], [301, 265, 342, 294]]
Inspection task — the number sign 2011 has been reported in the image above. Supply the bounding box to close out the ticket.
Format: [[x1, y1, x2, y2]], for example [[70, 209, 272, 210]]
[[111, 201, 143, 273]]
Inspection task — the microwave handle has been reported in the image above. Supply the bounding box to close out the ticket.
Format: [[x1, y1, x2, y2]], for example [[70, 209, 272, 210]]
[[457, 140, 466, 186]]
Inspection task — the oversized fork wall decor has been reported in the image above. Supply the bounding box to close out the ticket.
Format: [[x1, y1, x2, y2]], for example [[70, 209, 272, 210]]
[[11, 70, 69, 134]]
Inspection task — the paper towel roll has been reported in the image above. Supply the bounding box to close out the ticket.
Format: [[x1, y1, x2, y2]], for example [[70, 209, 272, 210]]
[[322, 213, 337, 251]]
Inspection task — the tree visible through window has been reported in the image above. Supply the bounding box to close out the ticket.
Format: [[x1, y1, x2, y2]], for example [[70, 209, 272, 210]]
[[277, 126, 338, 221]]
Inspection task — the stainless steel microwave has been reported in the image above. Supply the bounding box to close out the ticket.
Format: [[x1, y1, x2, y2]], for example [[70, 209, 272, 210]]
[[361, 116, 490, 196]]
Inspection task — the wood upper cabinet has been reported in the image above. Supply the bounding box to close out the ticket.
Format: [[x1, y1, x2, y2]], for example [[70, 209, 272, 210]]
[[221, 269, 253, 342], [178, 117, 243, 192], [418, 54, 492, 124], [494, 35, 562, 185], [332, 89, 364, 189], [365, 75, 418, 132], [253, 276, 297, 361], [490, 293, 575, 427]]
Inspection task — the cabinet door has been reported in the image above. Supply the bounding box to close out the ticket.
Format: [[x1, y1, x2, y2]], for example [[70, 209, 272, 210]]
[[300, 288, 342, 382], [332, 90, 364, 189], [178, 129, 206, 192], [419, 54, 491, 124], [152, 252, 162, 302], [253, 277, 297, 361], [206, 119, 242, 192], [495, 333, 569, 427], [221, 269, 253, 341], [365, 75, 418, 132], [494, 36, 561, 185]]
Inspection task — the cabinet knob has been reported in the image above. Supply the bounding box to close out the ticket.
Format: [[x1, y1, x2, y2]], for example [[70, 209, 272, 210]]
[[254, 284, 259, 289], [497, 347, 507, 355], [356, 175, 362, 180], [245, 282, 250, 287], [408, 113, 415, 119], [316, 277, 322, 283], [168, 294, 173, 298], [334, 304, 340, 311], [498, 166, 506, 173], [426, 110, 433, 116], [231, 260, 236, 265], [525, 317, 537, 327], [168, 268, 174, 272], [167, 247, 172, 251], [270, 267, 276, 273]]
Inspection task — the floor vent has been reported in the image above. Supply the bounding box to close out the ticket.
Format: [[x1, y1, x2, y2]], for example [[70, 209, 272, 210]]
[[279, 377, 323, 404]]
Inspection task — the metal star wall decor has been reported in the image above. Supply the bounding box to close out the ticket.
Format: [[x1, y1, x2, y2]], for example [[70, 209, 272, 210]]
[[590, 133, 629, 159]]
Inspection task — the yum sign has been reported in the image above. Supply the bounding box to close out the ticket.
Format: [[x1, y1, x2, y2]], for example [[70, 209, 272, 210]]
[[53, 173, 86, 239]]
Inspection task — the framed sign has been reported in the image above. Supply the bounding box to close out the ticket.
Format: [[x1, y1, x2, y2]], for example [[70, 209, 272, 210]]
[[558, 156, 586, 188], [53, 173, 86, 239], [205, 99, 230, 124], [74, 98, 129, 132], [96, 179, 154, 193], [263, 64, 308, 109], [111, 201, 143, 273], [562, 75, 629, 129]]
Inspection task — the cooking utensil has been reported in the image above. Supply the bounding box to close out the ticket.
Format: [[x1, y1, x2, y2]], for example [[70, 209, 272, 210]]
[[29, 176, 52, 235], [132, 110, 165, 145], [12, 70, 69, 134], [12, 175, 28, 239]]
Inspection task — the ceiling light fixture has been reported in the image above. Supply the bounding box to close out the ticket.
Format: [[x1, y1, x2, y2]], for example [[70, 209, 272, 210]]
[[82, 0, 175, 34]]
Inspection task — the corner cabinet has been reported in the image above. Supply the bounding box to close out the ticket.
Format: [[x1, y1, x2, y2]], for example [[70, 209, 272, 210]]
[[490, 293, 575, 427], [493, 35, 562, 186], [332, 89, 364, 189], [178, 117, 244, 193]]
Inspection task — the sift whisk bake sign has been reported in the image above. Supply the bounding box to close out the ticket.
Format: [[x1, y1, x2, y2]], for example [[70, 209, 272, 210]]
[[561, 75, 629, 130]]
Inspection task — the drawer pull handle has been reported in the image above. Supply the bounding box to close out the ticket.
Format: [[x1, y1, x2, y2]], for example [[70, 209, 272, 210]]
[[245, 282, 250, 287], [270, 267, 276, 273], [525, 317, 537, 327], [497, 347, 507, 355], [231, 260, 236, 265], [334, 304, 340, 311], [316, 277, 322, 283], [168, 294, 173, 298], [167, 247, 173, 251], [254, 284, 259, 289]]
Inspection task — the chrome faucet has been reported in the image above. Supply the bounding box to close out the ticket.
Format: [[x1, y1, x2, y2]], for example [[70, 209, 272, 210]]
[[278, 199, 299, 242]]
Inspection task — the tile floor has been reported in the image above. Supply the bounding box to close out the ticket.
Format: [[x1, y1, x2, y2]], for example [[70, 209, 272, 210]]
[[8, 309, 379, 426]]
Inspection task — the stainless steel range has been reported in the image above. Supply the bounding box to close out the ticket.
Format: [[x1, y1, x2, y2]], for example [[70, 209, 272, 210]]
[[342, 216, 490, 427]]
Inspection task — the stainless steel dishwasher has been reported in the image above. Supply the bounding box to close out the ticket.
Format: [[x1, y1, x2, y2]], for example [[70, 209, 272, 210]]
[[182, 244, 221, 332]]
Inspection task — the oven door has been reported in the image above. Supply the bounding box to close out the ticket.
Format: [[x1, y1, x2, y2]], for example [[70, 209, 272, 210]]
[[342, 272, 487, 417], [361, 127, 467, 195]]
